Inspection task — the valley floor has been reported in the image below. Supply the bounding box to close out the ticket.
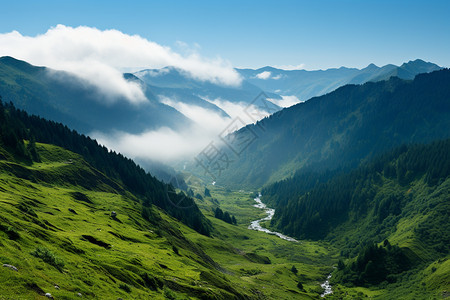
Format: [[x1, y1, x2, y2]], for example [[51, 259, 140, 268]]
[[185, 180, 338, 299]]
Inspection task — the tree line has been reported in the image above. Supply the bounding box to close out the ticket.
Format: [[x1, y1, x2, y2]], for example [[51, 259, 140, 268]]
[[0, 98, 210, 235], [264, 139, 450, 243]]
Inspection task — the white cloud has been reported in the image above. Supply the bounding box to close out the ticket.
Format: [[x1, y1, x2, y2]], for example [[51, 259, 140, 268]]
[[254, 71, 284, 80], [139, 68, 171, 77], [93, 98, 232, 163], [255, 71, 272, 80], [94, 127, 209, 163], [0, 25, 291, 164], [273, 63, 306, 70], [0, 25, 242, 104], [93, 96, 277, 163], [202, 96, 275, 124], [159, 96, 231, 131], [268, 95, 302, 108]]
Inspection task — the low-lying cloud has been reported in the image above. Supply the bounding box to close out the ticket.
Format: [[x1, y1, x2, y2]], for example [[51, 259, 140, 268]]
[[254, 70, 284, 80], [0, 24, 284, 165], [268, 95, 302, 108], [0, 25, 242, 104], [255, 71, 272, 80], [93, 97, 276, 163], [274, 63, 306, 70]]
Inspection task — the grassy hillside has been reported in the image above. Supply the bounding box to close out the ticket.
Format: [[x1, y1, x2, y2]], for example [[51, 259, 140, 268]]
[[0, 99, 210, 236], [0, 142, 339, 299], [181, 181, 338, 299], [0, 142, 227, 299]]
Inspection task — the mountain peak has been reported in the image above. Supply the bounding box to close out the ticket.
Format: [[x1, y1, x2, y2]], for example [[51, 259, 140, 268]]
[[364, 63, 379, 70], [401, 58, 439, 69]]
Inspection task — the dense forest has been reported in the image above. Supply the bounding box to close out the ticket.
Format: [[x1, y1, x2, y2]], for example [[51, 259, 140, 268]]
[[262, 139, 449, 291], [334, 240, 411, 286], [0, 98, 210, 235], [264, 139, 449, 253]]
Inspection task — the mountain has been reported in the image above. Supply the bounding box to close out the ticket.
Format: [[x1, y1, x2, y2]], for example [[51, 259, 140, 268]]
[[0, 120, 247, 298], [262, 139, 450, 299], [237, 59, 442, 102], [134, 66, 282, 112], [0, 98, 339, 299], [0, 56, 190, 134], [209, 69, 450, 188], [0, 100, 210, 235]]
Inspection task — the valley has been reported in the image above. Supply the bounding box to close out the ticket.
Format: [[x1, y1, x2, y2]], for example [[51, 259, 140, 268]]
[[0, 66, 449, 299], [0, 22, 448, 299], [248, 194, 298, 242], [183, 183, 337, 299], [0, 143, 336, 299]]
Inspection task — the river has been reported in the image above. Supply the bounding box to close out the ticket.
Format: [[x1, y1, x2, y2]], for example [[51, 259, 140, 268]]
[[247, 194, 298, 242], [248, 194, 332, 297]]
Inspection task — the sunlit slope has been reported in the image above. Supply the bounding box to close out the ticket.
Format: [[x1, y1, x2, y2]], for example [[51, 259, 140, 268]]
[[0, 143, 245, 299]]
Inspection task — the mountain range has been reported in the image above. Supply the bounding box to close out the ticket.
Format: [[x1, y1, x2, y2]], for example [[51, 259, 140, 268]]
[[1, 56, 441, 141], [0, 55, 448, 299], [237, 59, 442, 102], [0, 56, 191, 135], [208, 68, 450, 188]]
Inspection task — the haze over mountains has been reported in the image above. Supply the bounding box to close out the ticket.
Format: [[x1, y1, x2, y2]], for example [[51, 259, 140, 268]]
[[0, 56, 190, 134], [237, 59, 442, 102], [0, 3, 449, 297], [0, 55, 442, 170], [206, 69, 450, 188], [0, 53, 449, 299]]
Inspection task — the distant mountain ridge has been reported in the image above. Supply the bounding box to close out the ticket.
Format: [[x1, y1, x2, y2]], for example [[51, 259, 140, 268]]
[[134, 66, 282, 114], [1, 56, 440, 137], [0, 56, 190, 134], [237, 59, 442, 102], [210, 68, 450, 188]]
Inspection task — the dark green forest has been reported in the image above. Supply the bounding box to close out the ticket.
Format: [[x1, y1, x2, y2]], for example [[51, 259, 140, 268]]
[[264, 139, 449, 245], [262, 139, 449, 291], [0, 98, 210, 235], [214, 207, 237, 225], [334, 240, 411, 286]]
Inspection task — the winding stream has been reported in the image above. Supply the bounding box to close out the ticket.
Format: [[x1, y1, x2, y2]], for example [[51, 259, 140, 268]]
[[320, 273, 333, 297], [247, 194, 298, 242], [248, 194, 332, 297]]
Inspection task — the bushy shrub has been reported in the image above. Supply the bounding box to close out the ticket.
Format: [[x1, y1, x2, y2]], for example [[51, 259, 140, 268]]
[[30, 247, 65, 271]]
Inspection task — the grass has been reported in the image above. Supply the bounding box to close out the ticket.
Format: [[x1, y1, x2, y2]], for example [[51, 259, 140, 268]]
[[185, 171, 450, 300], [0, 143, 337, 299], [3, 141, 445, 299], [183, 177, 338, 299], [323, 175, 450, 299]]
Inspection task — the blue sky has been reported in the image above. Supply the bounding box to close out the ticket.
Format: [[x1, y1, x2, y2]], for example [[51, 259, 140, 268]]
[[1, 0, 449, 69]]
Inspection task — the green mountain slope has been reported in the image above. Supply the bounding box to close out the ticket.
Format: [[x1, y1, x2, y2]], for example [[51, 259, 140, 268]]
[[0, 56, 190, 134], [0, 142, 244, 299], [0, 99, 340, 299], [213, 69, 450, 189], [0, 99, 210, 236], [262, 140, 449, 299], [0, 141, 340, 299]]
